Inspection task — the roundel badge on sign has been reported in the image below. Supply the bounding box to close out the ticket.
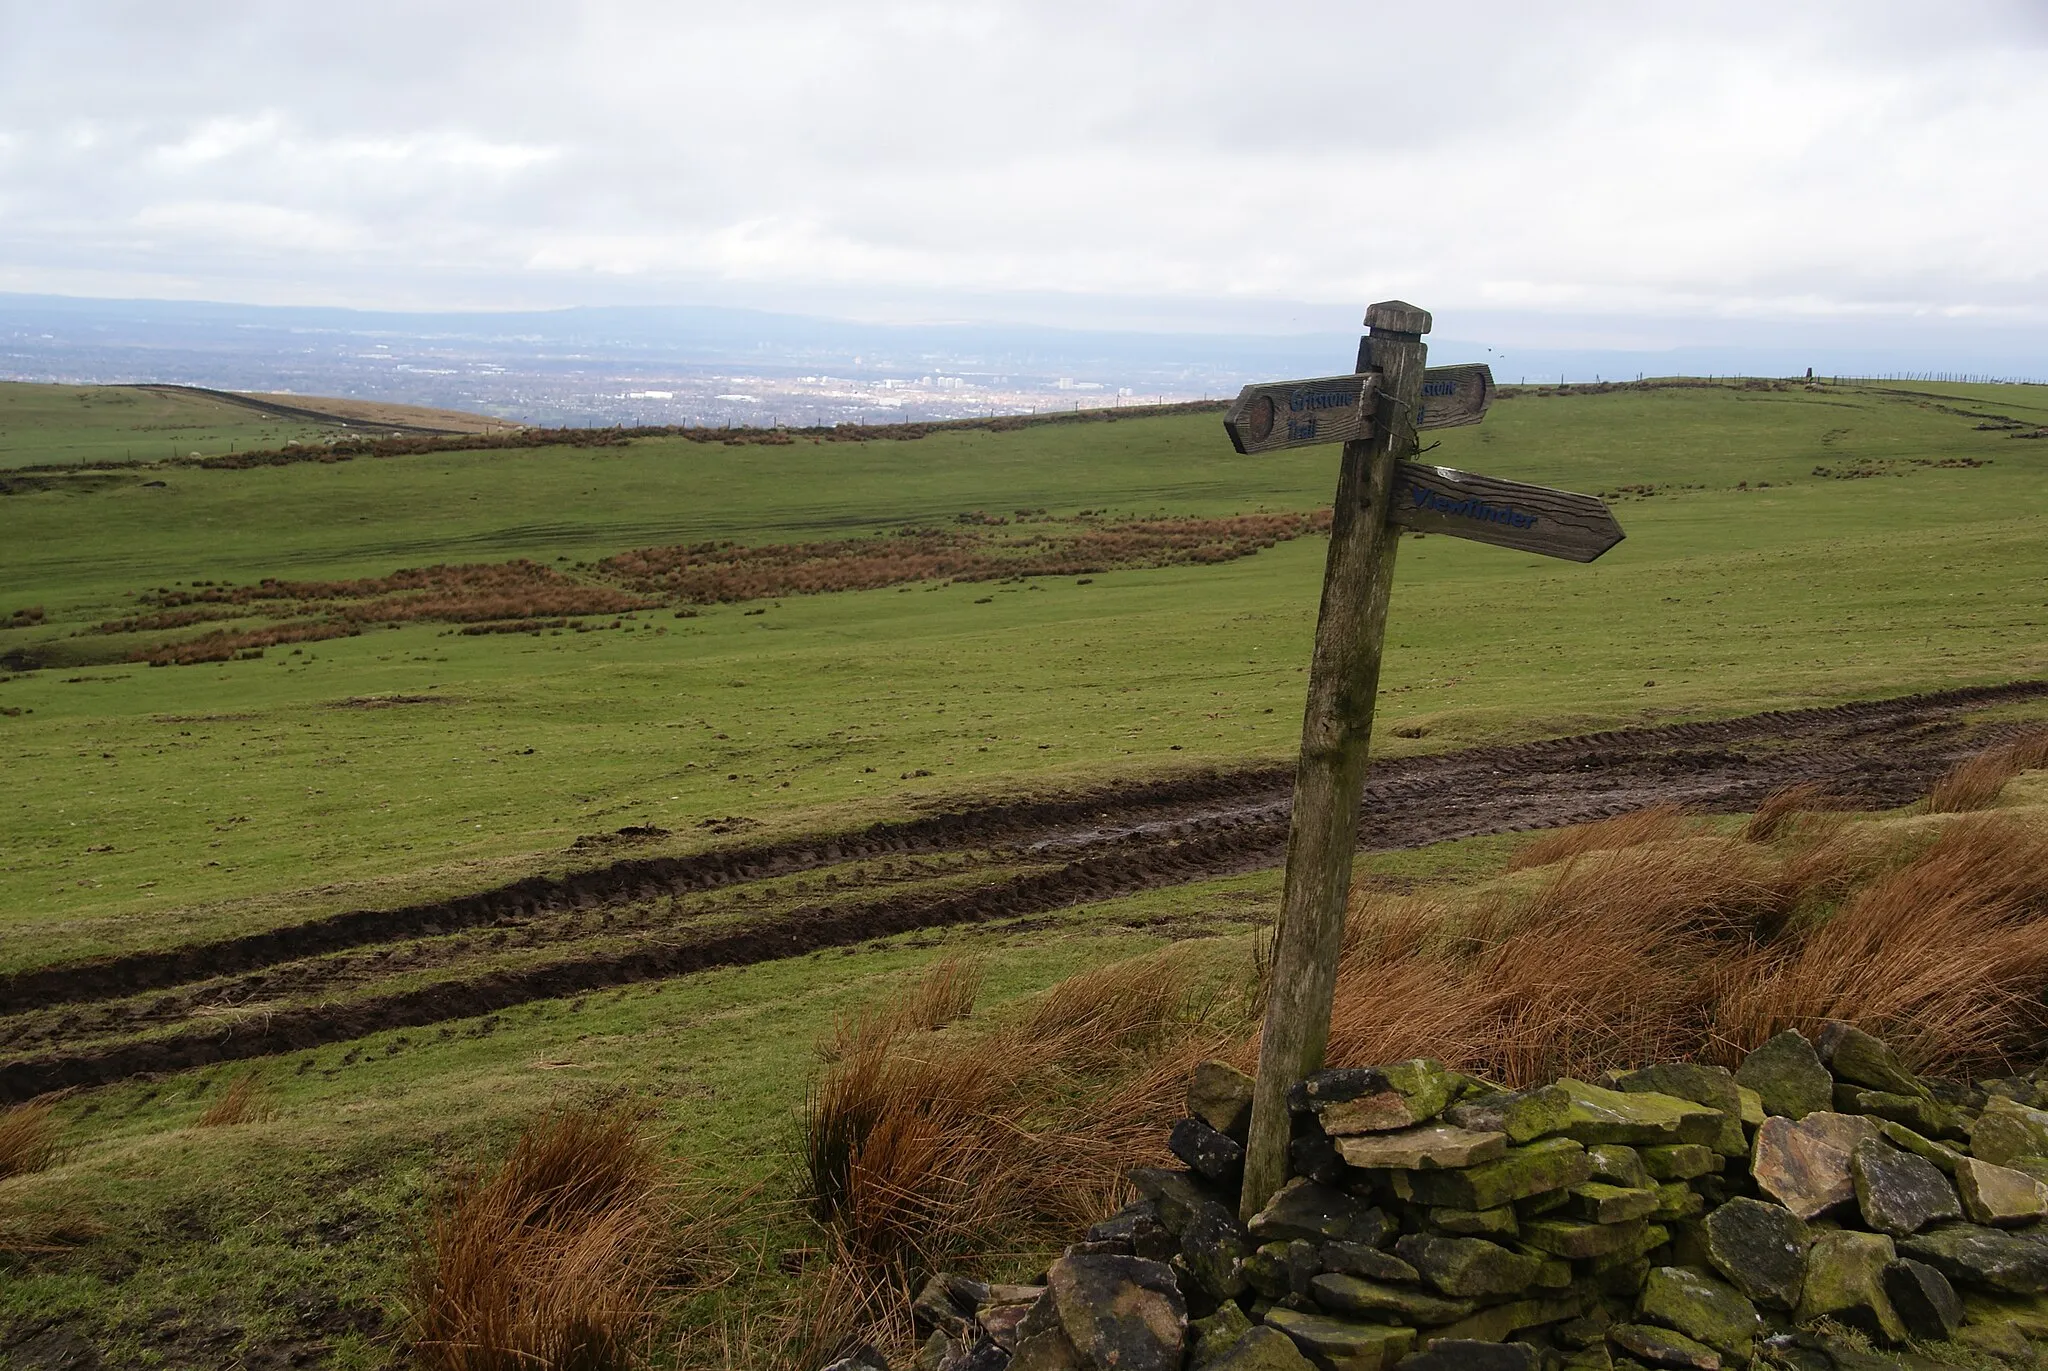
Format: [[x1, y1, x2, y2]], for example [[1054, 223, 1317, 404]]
[[1246, 395, 1276, 445]]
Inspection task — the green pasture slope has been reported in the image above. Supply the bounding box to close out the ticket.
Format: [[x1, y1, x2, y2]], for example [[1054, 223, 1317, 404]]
[[3, 376, 2048, 1367], [0, 381, 341, 468], [3, 379, 2047, 971]]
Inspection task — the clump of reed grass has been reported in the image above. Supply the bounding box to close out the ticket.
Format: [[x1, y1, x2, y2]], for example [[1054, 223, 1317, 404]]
[[1742, 782, 1845, 842], [1927, 730, 2048, 814], [822, 954, 984, 1061], [408, 1106, 668, 1371], [1507, 804, 1695, 871], [0, 1101, 61, 1180], [196, 1073, 271, 1127], [800, 952, 1193, 1274]]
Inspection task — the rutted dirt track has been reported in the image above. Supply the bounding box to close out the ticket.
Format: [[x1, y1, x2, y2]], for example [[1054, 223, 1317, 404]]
[[3, 680, 2043, 1102]]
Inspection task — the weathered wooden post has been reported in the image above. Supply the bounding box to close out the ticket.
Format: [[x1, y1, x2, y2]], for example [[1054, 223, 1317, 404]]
[[1237, 301, 1430, 1219], [1225, 302, 1625, 1222]]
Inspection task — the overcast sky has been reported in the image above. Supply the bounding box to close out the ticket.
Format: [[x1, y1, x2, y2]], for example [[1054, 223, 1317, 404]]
[[2, 1, 2044, 345]]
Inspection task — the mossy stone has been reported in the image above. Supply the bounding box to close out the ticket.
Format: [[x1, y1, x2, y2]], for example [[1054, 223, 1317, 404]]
[[1309, 1274, 1479, 1327], [1815, 1023, 1929, 1100], [1734, 1032, 1832, 1121], [1207, 1326, 1319, 1371], [1555, 1079, 1728, 1148], [1393, 1233, 1545, 1298], [1702, 1197, 1810, 1311], [1849, 1138, 1960, 1237], [1641, 1145, 1719, 1181], [1192, 1303, 1256, 1369], [1608, 1322, 1721, 1370], [1796, 1229, 1907, 1345], [1637, 1266, 1761, 1364], [1971, 1097, 2048, 1167], [1392, 1138, 1592, 1211], [1264, 1308, 1416, 1371]]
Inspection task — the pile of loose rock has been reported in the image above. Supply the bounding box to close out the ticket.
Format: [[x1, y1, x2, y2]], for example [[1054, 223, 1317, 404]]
[[893, 1024, 2048, 1371]]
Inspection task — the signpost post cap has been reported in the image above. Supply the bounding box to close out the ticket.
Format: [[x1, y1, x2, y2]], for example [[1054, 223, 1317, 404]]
[[1365, 301, 1432, 335]]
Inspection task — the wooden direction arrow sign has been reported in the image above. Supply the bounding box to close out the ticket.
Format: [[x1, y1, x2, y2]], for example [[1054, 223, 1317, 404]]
[[1223, 373, 1378, 454], [1389, 462, 1624, 562], [1226, 301, 1635, 1225], [1413, 362, 1495, 431]]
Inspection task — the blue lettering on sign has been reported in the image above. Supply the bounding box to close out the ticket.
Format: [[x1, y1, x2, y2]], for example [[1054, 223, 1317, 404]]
[[1287, 415, 1318, 440], [1407, 482, 1538, 530], [1289, 387, 1355, 412], [1420, 380, 1459, 398]]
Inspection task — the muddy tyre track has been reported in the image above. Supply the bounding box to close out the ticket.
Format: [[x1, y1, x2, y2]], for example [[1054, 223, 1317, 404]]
[[6, 680, 2041, 1021], [2, 680, 2042, 1100]]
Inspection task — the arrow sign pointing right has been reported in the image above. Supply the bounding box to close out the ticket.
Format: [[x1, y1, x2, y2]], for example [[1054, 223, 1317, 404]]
[[1389, 462, 1625, 562]]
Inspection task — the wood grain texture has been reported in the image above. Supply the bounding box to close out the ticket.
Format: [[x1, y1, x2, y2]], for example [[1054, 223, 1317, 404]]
[[1240, 302, 1429, 1222], [1366, 300, 1433, 335], [1388, 462, 1625, 562], [1222, 373, 1379, 455], [1415, 363, 1496, 431]]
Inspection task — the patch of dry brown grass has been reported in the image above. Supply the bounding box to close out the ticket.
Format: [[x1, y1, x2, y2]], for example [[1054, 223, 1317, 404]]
[[1324, 839, 1777, 1085], [1507, 804, 1696, 871], [0, 1101, 60, 1180], [196, 1074, 270, 1127], [1742, 782, 1846, 842], [1711, 815, 2048, 1071], [408, 1106, 668, 1371], [1927, 730, 2048, 813], [800, 952, 1195, 1273], [823, 956, 984, 1062]]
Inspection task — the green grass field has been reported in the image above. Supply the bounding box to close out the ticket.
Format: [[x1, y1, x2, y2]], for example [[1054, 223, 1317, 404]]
[[3, 375, 2048, 1366], [0, 382, 348, 469], [3, 379, 2045, 970]]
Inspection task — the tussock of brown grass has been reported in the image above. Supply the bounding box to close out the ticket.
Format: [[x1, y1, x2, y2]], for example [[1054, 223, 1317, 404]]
[[196, 1074, 269, 1127], [408, 1106, 668, 1371], [1927, 730, 2048, 813], [1507, 804, 1695, 871], [1742, 782, 1844, 842], [1324, 840, 1777, 1086], [801, 952, 1193, 1273], [823, 956, 984, 1061], [1713, 816, 2048, 1070], [0, 1101, 60, 1179]]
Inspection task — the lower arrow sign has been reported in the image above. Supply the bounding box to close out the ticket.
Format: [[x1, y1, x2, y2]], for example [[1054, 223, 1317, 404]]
[[1388, 462, 1624, 562]]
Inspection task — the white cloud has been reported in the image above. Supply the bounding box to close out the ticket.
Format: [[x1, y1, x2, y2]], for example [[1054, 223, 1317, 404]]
[[0, 0, 2041, 337]]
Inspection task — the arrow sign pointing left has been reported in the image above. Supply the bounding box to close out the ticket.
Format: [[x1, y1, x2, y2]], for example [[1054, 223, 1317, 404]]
[[1223, 373, 1379, 454], [1389, 462, 1625, 562]]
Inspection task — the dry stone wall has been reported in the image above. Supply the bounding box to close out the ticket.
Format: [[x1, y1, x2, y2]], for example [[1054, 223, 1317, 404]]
[[879, 1025, 2048, 1371]]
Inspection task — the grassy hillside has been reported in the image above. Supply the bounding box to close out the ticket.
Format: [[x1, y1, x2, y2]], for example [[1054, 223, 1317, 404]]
[[3, 372, 2048, 1368], [3, 379, 2045, 969], [0, 381, 517, 469]]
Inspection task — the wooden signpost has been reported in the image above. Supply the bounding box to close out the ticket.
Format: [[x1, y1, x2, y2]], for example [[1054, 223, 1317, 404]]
[[1233, 302, 1624, 1222]]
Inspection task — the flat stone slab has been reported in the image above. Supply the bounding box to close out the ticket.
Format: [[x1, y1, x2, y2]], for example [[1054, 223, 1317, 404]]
[[1043, 1253, 1187, 1371], [1956, 1156, 2048, 1226], [1188, 1059, 1256, 1139], [1394, 1233, 1545, 1298], [1899, 1223, 2048, 1294], [1392, 1138, 1592, 1211], [1636, 1266, 1759, 1363], [1608, 1322, 1720, 1370], [1521, 1217, 1648, 1260], [1337, 1125, 1507, 1171], [1265, 1308, 1417, 1371], [1752, 1112, 1882, 1219], [1310, 1274, 1479, 1327], [1554, 1079, 1727, 1147]]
